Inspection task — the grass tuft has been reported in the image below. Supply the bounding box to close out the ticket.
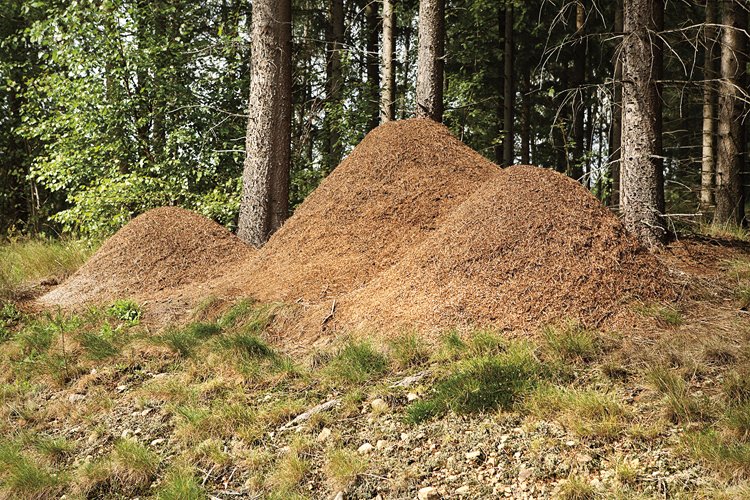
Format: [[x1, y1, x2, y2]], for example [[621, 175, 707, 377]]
[[324, 448, 367, 490], [542, 323, 599, 362], [324, 340, 389, 384], [647, 366, 708, 423], [110, 438, 160, 491], [388, 333, 429, 369], [156, 466, 206, 500], [558, 473, 599, 499]]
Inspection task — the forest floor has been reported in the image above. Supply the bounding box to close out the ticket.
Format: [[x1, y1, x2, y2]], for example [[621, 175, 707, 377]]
[[2, 233, 750, 499]]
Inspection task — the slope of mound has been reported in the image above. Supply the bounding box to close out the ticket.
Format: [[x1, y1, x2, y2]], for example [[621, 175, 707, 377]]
[[39, 207, 253, 307], [222, 118, 500, 301], [335, 166, 671, 332]]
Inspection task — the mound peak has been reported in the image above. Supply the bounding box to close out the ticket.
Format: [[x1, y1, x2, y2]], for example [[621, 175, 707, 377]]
[[38, 206, 252, 307]]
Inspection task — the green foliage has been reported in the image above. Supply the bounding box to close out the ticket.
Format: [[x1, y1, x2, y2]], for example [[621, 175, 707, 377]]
[[388, 333, 429, 369], [77, 324, 122, 360], [108, 299, 141, 324], [156, 467, 206, 500], [542, 323, 599, 362], [324, 340, 389, 385]]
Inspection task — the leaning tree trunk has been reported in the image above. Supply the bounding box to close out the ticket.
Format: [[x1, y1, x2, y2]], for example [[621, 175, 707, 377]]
[[701, 0, 719, 212], [381, 0, 396, 122], [237, 0, 292, 247], [502, 3, 515, 167], [714, 0, 747, 226], [415, 0, 445, 122], [620, 0, 666, 247]]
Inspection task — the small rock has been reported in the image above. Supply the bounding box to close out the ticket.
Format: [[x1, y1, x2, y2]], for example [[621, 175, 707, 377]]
[[417, 486, 439, 499], [465, 450, 483, 462], [565, 440, 576, 447], [455, 485, 470, 495], [518, 468, 533, 481], [370, 398, 389, 412], [121, 429, 132, 439], [317, 427, 332, 442], [150, 438, 165, 446], [357, 443, 374, 454], [407, 392, 419, 401], [401, 433, 409, 441], [376, 439, 387, 450], [116, 385, 127, 392], [68, 393, 86, 403], [332, 492, 344, 500], [141, 408, 153, 417], [89, 368, 97, 375]]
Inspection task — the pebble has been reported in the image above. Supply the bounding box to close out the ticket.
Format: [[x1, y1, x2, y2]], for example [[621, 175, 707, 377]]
[[150, 438, 165, 446], [465, 450, 483, 461], [332, 492, 344, 500], [376, 439, 387, 450], [357, 442, 374, 454], [518, 468, 533, 481], [565, 440, 576, 447], [370, 398, 389, 412], [455, 485, 470, 495], [68, 393, 86, 403], [417, 486, 439, 499], [116, 385, 127, 392], [317, 427, 332, 443], [400, 432, 409, 441], [407, 392, 419, 401]]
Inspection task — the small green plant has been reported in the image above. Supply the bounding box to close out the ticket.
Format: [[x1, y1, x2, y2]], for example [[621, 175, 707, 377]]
[[78, 324, 121, 360], [542, 323, 599, 362], [34, 435, 75, 462], [737, 286, 750, 310], [156, 466, 206, 500], [158, 328, 201, 358], [468, 328, 507, 356], [185, 322, 222, 339], [324, 340, 389, 384], [108, 299, 141, 323], [726, 402, 750, 439], [389, 333, 429, 369]]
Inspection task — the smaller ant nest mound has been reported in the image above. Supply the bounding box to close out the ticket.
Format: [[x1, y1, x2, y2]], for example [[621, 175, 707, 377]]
[[38, 206, 252, 307]]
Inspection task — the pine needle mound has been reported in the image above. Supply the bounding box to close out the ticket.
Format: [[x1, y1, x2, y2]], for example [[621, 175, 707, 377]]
[[38, 207, 252, 307], [221, 118, 500, 301], [335, 165, 669, 331]]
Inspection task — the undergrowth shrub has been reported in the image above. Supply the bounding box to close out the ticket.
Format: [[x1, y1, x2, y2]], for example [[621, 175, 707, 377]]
[[108, 299, 141, 324]]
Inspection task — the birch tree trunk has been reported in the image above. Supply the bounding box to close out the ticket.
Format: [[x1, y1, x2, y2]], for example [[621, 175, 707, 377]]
[[620, 0, 666, 246], [380, 0, 396, 122], [415, 0, 445, 122], [701, 0, 719, 212], [714, 0, 747, 226], [237, 0, 292, 247]]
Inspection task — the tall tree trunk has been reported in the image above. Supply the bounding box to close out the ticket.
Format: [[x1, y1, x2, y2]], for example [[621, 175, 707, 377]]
[[701, 0, 719, 212], [495, 7, 505, 164], [621, 0, 666, 246], [521, 66, 531, 164], [237, 0, 292, 246], [365, 1, 380, 130], [415, 0, 445, 121], [714, 0, 747, 226], [609, 0, 623, 207], [324, 0, 344, 172], [571, 0, 586, 181], [381, 0, 396, 122], [502, 3, 515, 167], [401, 21, 413, 120]]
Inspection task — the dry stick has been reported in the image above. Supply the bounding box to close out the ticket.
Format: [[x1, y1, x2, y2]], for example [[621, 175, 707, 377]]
[[321, 299, 336, 325]]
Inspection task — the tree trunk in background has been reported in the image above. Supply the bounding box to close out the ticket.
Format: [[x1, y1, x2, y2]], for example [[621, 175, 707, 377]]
[[365, 1, 380, 130], [238, 0, 292, 247], [521, 66, 531, 164], [494, 7, 505, 164], [621, 0, 666, 246], [415, 0, 445, 122], [609, 0, 623, 207], [401, 21, 413, 120], [571, 0, 586, 181], [701, 0, 719, 212], [502, 3, 514, 167], [324, 0, 344, 172], [381, 0, 396, 122], [714, 0, 747, 226]]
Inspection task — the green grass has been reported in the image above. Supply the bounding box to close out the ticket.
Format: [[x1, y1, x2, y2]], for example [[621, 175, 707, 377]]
[[156, 466, 206, 500], [0, 439, 67, 498], [110, 438, 160, 491], [648, 366, 708, 423], [637, 304, 683, 327], [388, 333, 429, 369], [77, 324, 122, 360], [34, 435, 75, 462], [324, 340, 389, 385], [558, 473, 600, 499], [407, 341, 540, 423], [0, 238, 94, 298], [324, 448, 368, 490], [683, 430, 750, 476], [220, 332, 277, 360], [542, 323, 599, 362]]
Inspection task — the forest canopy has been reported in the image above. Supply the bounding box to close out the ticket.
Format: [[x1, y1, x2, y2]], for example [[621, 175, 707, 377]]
[[0, 0, 747, 238]]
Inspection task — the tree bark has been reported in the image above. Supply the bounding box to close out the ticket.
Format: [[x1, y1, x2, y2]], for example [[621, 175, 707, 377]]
[[415, 0, 445, 122], [365, 1, 380, 130], [521, 66, 531, 164], [495, 7, 505, 164], [571, 0, 586, 181], [701, 0, 719, 212], [609, 0, 623, 207], [714, 0, 747, 226], [620, 0, 666, 246], [502, 3, 515, 167], [324, 0, 345, 172], [381, 0, 396, 122], [237, 0, 292, 247]]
